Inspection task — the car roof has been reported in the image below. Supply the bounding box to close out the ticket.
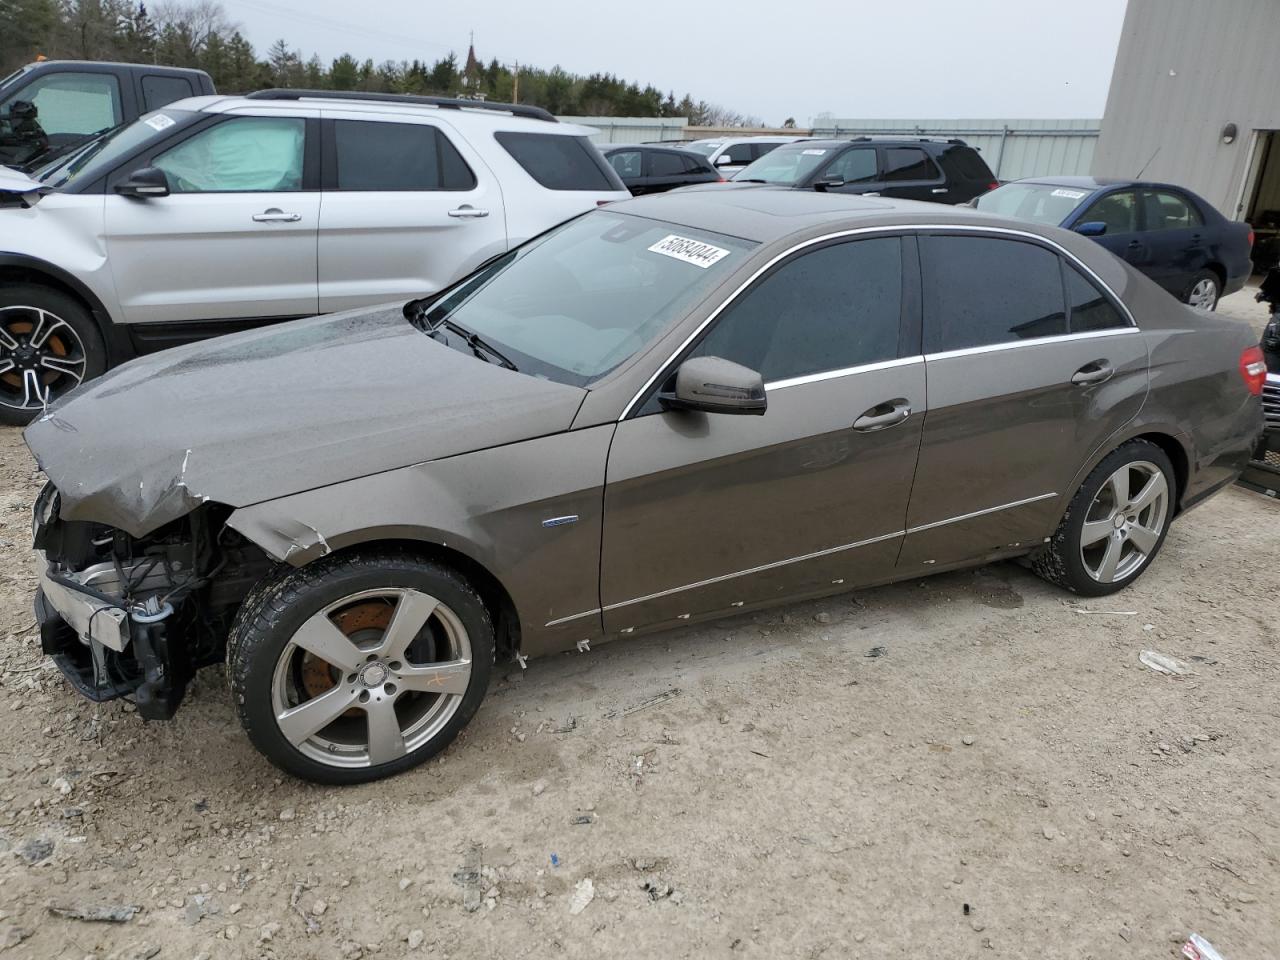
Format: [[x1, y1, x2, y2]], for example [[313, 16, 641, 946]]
[[610, 186, 1019, 244], [1014, 175, 1194, 192]]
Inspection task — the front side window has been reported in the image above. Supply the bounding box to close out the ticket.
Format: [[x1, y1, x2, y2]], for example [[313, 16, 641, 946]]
[[608, 150, 643, 178], [1079, 190, 1138, 233], [723, 143, 754, 164], [690, 237, 903, 383], [823, 147, 877, 184], [1143, 190, 1203, 231], [154, 116, 304, 192], [923, 235, 1066, 351], [334, 120, 474, 191], [883, 148, 940, 182], [419, 211, 754, 385], [1, 71, 122, 137], [494, 131, 618, 191]]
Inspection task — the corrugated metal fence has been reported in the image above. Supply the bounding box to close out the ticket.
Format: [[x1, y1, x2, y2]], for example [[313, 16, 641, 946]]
[[558, 116, 688, 144], [808, 119, 1101, 180]]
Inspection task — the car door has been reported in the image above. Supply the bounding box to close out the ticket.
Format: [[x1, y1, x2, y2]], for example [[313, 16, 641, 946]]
[[600, 235, 925, 634], [814, 146, 882, 194], [1137, 189, 1209, 296], [898, 232, 1148, 570], [878, 146, 948, 202], [105, 113, 320, 324], [317, 114, 508, 313], [646, 149, 692, 193], [1073, 189, 1150, 273]]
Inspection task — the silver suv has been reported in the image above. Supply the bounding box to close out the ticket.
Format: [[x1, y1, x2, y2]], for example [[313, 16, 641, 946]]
[[0, 90, 628, 424]]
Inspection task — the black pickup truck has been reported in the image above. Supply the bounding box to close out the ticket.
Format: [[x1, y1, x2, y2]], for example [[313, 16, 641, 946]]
[[0, 60, 215, 170]]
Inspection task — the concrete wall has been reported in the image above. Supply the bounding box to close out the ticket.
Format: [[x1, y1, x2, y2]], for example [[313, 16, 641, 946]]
[[1093, 0, 1280, 218], [810, 119, 1099, 180]]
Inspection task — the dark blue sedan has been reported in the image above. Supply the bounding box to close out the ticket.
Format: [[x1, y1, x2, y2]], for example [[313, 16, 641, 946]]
[[976, 176, 1253, 311]]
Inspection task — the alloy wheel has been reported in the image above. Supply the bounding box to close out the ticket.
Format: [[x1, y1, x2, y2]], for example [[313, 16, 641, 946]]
[[1079, 460, 1169, 583], [269, 587, 473, 769], [1187, 278, 1218, 311], [0, 306, 89, 412]]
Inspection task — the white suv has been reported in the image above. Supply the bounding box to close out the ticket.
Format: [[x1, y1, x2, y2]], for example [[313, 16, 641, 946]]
[[0, 90, 629, 424], [683, 135, 807, 176]]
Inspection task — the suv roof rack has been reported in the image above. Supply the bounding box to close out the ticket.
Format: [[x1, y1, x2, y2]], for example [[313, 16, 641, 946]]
[[245, 89, 558, 123]]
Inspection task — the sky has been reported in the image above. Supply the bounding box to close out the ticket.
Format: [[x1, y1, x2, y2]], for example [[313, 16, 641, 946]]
[[219, 0, 1128, 126]]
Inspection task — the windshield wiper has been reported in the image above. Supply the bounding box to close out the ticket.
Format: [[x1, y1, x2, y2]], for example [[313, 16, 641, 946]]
[[428, 317, 517, 371]]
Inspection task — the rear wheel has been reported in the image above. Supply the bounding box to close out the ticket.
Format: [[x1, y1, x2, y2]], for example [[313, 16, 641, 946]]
[[1183, 270, 1220, 311], [227, 551, 493, 784], [1031, 440, 1175, 596], [0, 284, 106, 426]]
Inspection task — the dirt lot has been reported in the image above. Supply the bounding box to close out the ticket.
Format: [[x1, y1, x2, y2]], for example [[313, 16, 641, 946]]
[[0, 291, 1276, 960]]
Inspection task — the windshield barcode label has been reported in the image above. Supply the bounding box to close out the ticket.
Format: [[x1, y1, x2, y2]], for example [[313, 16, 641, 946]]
[[647, 235, 730, 269]]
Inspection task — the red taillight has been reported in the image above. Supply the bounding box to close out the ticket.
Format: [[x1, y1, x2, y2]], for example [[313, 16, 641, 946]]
[[1241, 345, 1266, 395], [1248, 229, 1255, 248], [987, 181, 999, 191], [596, 200, 611, 206]]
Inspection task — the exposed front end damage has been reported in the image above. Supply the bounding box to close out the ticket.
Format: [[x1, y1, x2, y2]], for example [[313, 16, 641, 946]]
[[32, 482, 274, 719]]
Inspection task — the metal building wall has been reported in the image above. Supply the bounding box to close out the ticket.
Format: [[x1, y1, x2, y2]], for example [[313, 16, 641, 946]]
[[809, 119, 1100, 180], [1093, 0, 1280, 217], [557, 116, 688, 144]]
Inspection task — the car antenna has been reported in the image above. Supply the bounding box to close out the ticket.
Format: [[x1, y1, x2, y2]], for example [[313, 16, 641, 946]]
[[1135, 146, 1160, 180]]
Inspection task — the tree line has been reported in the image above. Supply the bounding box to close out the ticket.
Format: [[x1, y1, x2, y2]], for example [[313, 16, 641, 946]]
[[0, 0, 760, 124]]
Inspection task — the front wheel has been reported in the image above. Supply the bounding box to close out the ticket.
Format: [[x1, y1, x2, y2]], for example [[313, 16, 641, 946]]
[[0, 284, 106, 426], [227, 551, 493, 784], [1031, 440, 1176, 596], [1183, 270, 1220, 312]]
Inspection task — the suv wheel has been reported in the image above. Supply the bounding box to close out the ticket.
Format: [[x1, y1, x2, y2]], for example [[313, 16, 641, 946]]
[[1031, 440, 1175, 596], [1183, 270, 1220, 311], [228, 551, 493, 785], [0, 284, 106, 425]]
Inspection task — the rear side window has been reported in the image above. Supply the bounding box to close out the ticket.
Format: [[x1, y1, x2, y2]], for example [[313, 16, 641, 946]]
[[649, 152, 685, 177], [495, 131, 617, 190], [141, 75, 194, 111], [1080, 191, 1138, 233], [691, 237, 903, 383], [1143, 190, 1204, 230], [607, 150, 642, 179], [1065, 264, 1128, 332], [923, 235, 1066, 351], [334, 120, 474, 191], [883, 148, 940, 182]]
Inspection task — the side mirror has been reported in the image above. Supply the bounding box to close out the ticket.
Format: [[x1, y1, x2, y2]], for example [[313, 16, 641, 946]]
[[1075, 220, 1107, 237], [813, 177, 845, 192], [115, 166, 170, 199], [659, 356, 766, 416], [714, 154, 733, 166]]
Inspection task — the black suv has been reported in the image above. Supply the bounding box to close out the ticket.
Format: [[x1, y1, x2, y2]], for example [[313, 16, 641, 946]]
[[602, 144, 722, 195], [724, 137, 998, 204]]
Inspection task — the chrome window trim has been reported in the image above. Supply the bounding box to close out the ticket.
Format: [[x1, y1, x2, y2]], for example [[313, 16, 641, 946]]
[[620, 222, 1137, 419], [544, 608, 602, 628], [905, 491, 1058, 535], [923, 326, 1139, 363], [766, 355, 921, 391]]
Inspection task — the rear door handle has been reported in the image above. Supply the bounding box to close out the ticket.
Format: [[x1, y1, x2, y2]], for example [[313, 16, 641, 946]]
[[1071, 360, 1115, 385], [853, 399, 912, 432], [252, 208, 301, 222], [930, 187, 948, 194], [448, 206, 490, 219]]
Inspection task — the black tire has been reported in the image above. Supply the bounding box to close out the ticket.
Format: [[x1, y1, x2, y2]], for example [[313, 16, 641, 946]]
[[227, 550, 493, 785], [1031, 440, 1176, 597], [0, 283, 107, 426], [1182, 269, 1220, 312]]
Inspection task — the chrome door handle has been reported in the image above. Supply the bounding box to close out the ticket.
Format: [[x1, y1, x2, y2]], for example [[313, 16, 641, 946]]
[[448, 206, 490, 219], [863, 192, 881, 197], [1071, 360, 1114, 385], [853, 399, 912, 432], [252, 209, 301, 222], [930, 187, 948, 194]]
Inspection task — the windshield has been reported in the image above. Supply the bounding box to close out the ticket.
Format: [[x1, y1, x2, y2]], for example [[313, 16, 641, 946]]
[[974, 181, 1093, 226], [36, 108, 197, 188], [684, 141, 720, 157], [419, 210, 755, 386], [732, 144, 831, 184]]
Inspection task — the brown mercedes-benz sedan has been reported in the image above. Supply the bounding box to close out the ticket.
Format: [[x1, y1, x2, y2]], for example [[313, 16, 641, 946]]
[[25, 190, 1265, 783]]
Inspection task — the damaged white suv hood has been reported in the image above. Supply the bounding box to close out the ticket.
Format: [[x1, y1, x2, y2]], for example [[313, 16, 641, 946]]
[[0, 164, 49, 202], [24, 308, 587, 537]]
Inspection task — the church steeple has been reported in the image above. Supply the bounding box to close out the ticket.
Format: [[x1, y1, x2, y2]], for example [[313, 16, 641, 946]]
[[462, 31, 482, 96]]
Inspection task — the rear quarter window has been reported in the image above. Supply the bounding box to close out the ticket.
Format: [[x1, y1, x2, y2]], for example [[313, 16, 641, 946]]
[[494, 131, 620, 191], [941, 145, 994, 181]]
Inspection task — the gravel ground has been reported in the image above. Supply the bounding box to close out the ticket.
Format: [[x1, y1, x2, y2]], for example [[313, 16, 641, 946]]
[[0, 289, 1276, 960]]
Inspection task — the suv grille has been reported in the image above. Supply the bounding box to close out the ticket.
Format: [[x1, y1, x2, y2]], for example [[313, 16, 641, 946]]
[[1265, 375, 1280, 432]]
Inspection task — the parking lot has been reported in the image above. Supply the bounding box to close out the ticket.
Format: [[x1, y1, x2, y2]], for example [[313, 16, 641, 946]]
[[0, 287, 1271, 959]]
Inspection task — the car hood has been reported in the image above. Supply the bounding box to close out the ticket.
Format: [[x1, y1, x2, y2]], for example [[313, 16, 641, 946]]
[[0, 164, 48, 200], [25, 307, 587, 537]]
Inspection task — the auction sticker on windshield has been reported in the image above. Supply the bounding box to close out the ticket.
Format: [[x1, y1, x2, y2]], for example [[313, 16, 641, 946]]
[[1051, 188, 1087, 199], [144, 114, 176, 131], [647, 235, 731, 269]]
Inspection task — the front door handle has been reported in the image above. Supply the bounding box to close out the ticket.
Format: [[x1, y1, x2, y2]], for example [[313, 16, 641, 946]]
[[853, 399, 912, 432], [930, 187, 948, 194], [448, 206, 490, 219], [252, 208, 301, 222], [1071, 360, 1115, 385]]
